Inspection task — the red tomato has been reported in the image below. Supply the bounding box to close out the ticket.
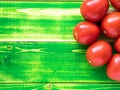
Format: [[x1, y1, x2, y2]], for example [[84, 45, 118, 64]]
[[107, 54, 120, 81], [110, 0, 120, 10], [73, 22, 100, 45], [114, 37, 120, 53], [101, 12, 120, 38], [86, 40, 112, 67], [80, 0, 109, 22]]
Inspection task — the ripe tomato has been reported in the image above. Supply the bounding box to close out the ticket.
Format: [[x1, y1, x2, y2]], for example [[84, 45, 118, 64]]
[[107, 54, 120, 81], [80, 0, 109, 22], [101, 12, 120, 38], [86, 40, 112, 67], [114, 37, 120, 53], [73, 22, 100, 45], [110, 0, 120, 10]]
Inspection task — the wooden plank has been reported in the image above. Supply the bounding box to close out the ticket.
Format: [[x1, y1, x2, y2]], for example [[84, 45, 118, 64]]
[[0, 2, 84, 41], [0, 42, 116, 83], [0, 83, 120, 90], [0, 1, 113, 41]]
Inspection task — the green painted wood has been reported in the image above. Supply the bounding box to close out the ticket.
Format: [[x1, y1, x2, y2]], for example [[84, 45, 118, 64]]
[[0, 1, 113, 41], [1, 83, 120, 90], [0, 0, 83, 2], [0, 1, 120, 90], [0, 2, 84, 41], [0, 83, 46, 90], [0, 42, 117, 82]]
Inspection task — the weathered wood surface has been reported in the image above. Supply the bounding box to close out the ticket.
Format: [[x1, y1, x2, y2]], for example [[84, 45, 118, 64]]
[[0, 1, 120, 90]]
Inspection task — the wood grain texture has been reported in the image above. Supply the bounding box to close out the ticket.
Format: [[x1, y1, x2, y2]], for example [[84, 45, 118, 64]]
[[0, 1, 120, 90], [1, 83, 120, 90], [0, 42, 118, 83], [0, 2, 84, 41]]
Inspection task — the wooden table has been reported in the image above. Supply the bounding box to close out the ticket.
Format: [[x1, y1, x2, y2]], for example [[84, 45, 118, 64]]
[[0, 1, 120, 90]]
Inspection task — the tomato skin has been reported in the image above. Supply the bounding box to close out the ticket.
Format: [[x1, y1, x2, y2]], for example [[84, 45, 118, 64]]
[[73, 22, 100, 45], [107, 54, 120, 81], [114, 37, 120, 53], [101, 12, 120, 38], [110, 0, 120, 10], [80, 0, 109, 22], [86, 40, 112, 67]]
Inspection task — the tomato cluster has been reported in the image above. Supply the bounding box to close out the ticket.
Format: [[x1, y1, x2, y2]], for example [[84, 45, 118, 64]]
[[73, 0, 120, 82]]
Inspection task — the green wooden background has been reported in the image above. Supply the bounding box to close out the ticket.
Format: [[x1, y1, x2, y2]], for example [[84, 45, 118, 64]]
[[0, 1, 120, 90]]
